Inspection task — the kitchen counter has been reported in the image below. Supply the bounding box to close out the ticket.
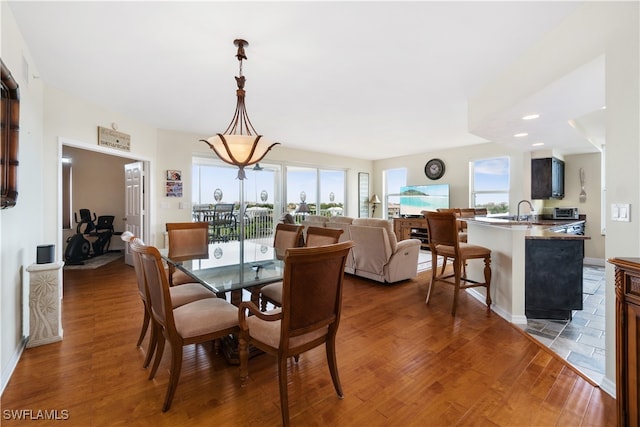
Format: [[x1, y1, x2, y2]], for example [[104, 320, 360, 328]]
[[463, 217, 589, 324], [466, 216, 589, 240]]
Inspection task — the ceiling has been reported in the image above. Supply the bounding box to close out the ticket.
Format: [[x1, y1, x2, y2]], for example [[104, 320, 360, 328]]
[[8, 1, 604, 160]]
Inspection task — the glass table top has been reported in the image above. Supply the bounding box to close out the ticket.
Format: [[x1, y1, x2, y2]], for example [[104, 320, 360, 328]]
[[161, 240, 284, 294]]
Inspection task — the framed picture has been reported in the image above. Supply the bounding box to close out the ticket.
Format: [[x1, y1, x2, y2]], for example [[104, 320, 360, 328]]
[[166, 181, 183, 197], [167, 169, 182, 181], [1, 59, 20, 209]]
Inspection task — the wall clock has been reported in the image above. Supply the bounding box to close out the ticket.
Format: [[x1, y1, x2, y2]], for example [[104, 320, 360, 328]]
[[424, 158, 445, 180]]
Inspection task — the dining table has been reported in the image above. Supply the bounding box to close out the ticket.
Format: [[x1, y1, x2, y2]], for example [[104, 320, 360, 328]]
[[161, 239, 284, 306], [160, 239, 284, 364]]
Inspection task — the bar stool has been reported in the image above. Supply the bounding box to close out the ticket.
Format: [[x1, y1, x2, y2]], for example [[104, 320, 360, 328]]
[[423, 211, 492, 316]]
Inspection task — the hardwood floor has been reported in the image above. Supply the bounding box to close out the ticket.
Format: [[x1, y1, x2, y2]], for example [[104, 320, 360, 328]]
[[1, 258, 616, 426]]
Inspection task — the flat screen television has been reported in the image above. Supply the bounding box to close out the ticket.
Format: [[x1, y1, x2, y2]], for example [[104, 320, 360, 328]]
[[400, 184, 449, 216]]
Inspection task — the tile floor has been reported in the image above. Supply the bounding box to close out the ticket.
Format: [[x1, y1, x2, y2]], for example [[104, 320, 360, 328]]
[[520, 265, 606, 384]]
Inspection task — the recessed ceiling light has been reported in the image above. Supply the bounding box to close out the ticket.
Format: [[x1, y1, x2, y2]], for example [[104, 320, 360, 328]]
[[522, 114, 540, 120], [532, 142, 545, 147], [513, 132, 528, 138]]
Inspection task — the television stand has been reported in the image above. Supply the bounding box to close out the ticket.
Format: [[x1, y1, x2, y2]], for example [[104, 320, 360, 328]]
[[393, 217, 429, 250]]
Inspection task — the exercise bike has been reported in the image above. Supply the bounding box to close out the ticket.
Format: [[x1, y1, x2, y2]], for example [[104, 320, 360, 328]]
[[64, 209, 115, 265]]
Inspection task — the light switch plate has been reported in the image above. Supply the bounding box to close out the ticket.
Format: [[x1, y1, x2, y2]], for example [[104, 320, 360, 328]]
[[612, 203, 631, 222]]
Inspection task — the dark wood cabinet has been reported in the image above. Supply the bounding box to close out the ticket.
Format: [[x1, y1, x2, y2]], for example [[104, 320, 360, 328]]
[[525, 238, 584, 319], [393, 217, 429, 250], [608, 257, 640, 427], [532, 157, 564, 199]]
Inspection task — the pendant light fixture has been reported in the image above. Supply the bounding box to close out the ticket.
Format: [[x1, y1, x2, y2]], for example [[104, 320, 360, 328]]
[[201, 39, 279, 180]]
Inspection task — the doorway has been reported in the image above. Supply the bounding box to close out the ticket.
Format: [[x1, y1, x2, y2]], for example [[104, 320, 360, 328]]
[[59, 138, 149, 266]]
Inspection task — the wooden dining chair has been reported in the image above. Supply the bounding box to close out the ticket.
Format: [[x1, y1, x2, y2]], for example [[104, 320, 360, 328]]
[[273, 223, 305, 258], [423, 211, 492, 316], [238, 241, 355, 427], [129, 240, 239, 412], [305, 226, 344, 247], [123, 233, 216, 370], [166, 222, 209, 286], [259, 223, 304, 311], [259, 225, 342, 311]]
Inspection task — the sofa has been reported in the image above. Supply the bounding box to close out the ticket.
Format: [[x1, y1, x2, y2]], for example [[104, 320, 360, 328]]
[[301, 216, 421, 283], [301, 215, 356, 273]]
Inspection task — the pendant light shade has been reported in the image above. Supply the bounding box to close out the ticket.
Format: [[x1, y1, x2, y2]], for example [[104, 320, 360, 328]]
[[201, 39, 279, 180], [202, 134, 276, 179]]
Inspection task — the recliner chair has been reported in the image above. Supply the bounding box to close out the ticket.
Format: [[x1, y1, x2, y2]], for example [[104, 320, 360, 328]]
[[348, 218, 421, 283]]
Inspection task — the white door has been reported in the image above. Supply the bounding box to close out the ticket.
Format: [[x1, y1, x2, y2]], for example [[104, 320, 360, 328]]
[[124, 161, 144, 266]]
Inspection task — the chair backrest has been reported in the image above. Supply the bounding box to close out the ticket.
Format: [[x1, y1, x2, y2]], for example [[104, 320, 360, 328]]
[[305, 226, 343, 247], [166, 222, 209, 262], [437, 208, 461, 215], [424, 211, 460, 250], [273, 223, 304, 258], [280, 241, 354, 339], [459, 208, 476, 218], [351, 218, 398, 251], [128, 236, 148, 300], [130, 241, 175, 332], [434, 209, 466, 232], [458, 208, 476, 231]]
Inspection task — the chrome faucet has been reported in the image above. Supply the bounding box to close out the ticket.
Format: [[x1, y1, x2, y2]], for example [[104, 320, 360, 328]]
[[517, 200, 534, 221]]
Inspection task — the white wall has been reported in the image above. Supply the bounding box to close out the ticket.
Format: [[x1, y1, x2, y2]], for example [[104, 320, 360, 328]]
[[373, 141, 530, 209], [1, 2, 45, 391], [43, 85, 159, 247]]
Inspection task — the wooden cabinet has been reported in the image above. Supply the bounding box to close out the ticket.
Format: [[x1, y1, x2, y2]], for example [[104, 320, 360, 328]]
[[609, 257, 640, 426], [531, 157, 564, 199], [393, 217, 429, 250], [525, 239, 584, 320]]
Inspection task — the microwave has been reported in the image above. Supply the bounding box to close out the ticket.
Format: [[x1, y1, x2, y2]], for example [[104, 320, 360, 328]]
[[553, 207, 579, 219]]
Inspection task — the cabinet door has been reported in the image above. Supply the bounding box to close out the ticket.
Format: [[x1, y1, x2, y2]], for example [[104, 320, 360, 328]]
[[531, 158, 552, 199], [525, 239, 584, 319], [552, 157, 564, 198], [531, 157, 564, 199]]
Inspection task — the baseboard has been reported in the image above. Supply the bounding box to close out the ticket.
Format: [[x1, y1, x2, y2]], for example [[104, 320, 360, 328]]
[[466, 288, 525, 323], [599, 376, 616, 398], [584, 257, 605, 267], [1, 335, 27, 394]]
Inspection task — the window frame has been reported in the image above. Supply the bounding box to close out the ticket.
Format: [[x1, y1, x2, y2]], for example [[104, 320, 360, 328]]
[[469, 156, 510, 215]]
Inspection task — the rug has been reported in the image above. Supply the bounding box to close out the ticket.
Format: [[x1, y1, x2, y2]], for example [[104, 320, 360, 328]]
[[64, 251, 123, 270], [417, 251, 445, 272]]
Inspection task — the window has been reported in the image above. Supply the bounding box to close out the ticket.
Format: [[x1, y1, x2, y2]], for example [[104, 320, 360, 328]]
[[470, 157, 510, 214], [192, 159, 345, 226], [286, 166, 345, 221], [383, 168, 407, 218]]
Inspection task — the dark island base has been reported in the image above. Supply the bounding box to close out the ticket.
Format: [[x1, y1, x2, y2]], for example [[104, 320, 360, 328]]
[[525, 239, 584, 321]]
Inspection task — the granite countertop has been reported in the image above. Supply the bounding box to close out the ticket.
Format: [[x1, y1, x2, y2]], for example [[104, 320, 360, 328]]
[[466, 216, 590, 240]]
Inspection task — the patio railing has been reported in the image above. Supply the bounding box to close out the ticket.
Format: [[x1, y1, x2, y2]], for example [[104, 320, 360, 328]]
[[192, 205, 344, 243]]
